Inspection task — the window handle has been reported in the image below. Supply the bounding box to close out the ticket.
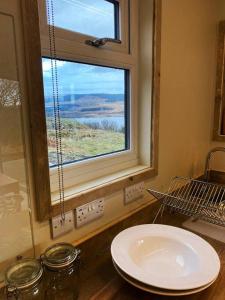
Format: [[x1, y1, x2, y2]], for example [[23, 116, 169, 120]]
[[85, 37, 121, 48]]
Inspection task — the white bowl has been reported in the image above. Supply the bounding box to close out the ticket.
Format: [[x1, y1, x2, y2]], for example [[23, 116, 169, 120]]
[[111, 224, 220, 290], [113, 259, 217, 296]]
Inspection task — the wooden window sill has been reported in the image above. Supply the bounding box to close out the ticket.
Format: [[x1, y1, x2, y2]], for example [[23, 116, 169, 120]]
[[50, 165, 157, 218]]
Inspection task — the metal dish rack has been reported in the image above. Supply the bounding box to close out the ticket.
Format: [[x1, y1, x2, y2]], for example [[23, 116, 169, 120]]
[[148, 176, 225, 227]]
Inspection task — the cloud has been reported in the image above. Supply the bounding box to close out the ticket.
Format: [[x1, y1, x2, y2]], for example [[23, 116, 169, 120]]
[[42, 58, 125, 96], [42, 59, 66, 72]]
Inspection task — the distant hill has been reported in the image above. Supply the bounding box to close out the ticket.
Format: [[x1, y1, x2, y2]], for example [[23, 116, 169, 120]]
[[45, 93, 124, 103], [45, 93, 125, 118]]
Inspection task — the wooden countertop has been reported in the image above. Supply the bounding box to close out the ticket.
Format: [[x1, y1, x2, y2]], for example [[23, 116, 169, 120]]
[[0, 202, 224, 300], [78, 210, 225, 300]]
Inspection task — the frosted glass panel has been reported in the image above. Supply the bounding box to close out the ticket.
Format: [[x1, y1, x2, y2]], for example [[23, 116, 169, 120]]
[[0, 11, 33, 283]]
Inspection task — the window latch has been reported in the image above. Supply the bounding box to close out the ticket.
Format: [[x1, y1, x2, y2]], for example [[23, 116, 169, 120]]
[[85, 37, 121, 48]]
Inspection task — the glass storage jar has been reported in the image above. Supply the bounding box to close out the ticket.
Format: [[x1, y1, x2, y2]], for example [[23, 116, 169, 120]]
[[5, 258, 44, 300], [41, 243, 80, 300]]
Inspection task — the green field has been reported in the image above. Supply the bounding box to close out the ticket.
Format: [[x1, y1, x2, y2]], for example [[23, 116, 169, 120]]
[[46, 118, 125, 166]]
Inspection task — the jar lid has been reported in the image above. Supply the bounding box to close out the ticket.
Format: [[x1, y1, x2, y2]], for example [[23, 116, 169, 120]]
[[5, 259, 43, 290], [41, 243, 80, 269]]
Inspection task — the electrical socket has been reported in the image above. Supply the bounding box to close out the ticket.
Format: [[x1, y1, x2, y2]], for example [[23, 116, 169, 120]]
[[51, 210, 74, 239], [75, 198, 104, 228], [124, 181, 145, 204]]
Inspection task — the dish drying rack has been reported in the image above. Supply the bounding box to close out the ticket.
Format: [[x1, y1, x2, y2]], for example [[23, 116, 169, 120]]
[[148, 147, 225, 227], [148, 176, 225, 226]]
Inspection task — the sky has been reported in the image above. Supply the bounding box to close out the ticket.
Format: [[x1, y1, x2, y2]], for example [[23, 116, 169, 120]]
[[42, 58, 125, 97], [52, 0, 116, 38], [43, 0, 124, 97]]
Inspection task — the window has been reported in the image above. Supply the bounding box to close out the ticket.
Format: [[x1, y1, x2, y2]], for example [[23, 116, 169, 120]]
[[24, 0, 160, 220], [37, 0, 139, 197], [38, 0, 129, 54], [42, 57, 130, 167], [49, 0, 119, 39]]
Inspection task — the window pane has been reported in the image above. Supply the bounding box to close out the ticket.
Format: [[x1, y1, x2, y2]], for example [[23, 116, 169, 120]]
[[42, 58, 129, 167], [48, 0, 118, 38]]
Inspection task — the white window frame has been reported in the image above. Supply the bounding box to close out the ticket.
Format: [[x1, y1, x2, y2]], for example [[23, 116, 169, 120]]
[[38, 0, 130, 54], [38, 0, 140, 198]]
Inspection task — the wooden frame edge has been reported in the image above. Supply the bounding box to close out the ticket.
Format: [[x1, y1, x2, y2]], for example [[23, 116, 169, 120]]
[[151, 0, 161, 174], [213, 20, 225, 142], [21, 0, 51, 220]]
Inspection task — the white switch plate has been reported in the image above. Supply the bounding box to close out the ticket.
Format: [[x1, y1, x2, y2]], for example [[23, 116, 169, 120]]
[[51, 210, 74, 239], [75, 198, 104, 228], [124, 181, 145, 204]]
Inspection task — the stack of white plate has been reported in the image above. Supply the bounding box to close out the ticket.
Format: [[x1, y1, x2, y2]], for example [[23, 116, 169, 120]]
[[111, 224, 220, 296]]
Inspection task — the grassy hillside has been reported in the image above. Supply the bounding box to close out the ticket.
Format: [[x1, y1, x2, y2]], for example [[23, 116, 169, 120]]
[[46, 118, 125, 166]]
